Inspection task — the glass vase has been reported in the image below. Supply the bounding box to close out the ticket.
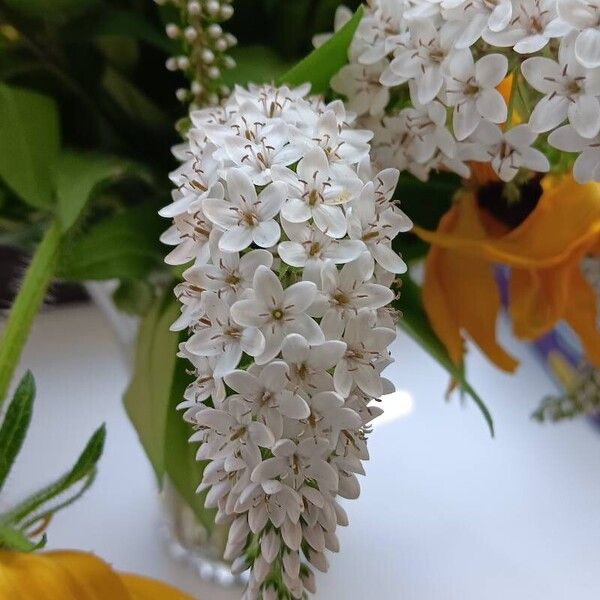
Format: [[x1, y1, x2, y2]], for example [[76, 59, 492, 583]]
[[86, 281, 245, 588]]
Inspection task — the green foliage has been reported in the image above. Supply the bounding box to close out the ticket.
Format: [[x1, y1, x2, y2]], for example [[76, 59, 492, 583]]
[[395, 277, 494, 436], [0, 373, 105, 551], [278, 6, 363, 94], [123, 291, 210, 526], [112, 279, 155, 316], [4, 424, 106, 525], [0, 372, 35, 493], [3, 0, 99, 21], [53, 151, 137, 232], [393, 171, 461, 263], [222, 46, 291, 87], [58, 205, 165, 280], [0, 84, 60, 209], [532, 365, 600, 423]]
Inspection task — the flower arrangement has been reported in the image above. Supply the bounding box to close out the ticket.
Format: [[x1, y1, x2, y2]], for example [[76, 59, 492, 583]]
[[0, 0, 599, 598]]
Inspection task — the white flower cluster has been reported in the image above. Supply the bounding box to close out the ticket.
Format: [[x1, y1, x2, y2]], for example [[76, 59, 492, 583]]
[[326, 0, 600, 183], [159, 0, 237, 108], [160, 84, 411, 599]]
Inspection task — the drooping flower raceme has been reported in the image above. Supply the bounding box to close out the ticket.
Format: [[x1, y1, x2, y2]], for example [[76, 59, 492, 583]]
[[161, 84, 410, 599], [324, 0, 600, 183]]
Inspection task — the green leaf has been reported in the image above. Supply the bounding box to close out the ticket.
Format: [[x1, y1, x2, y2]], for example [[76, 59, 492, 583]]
[[0, 524, 45, 552], [3, 0, 99, 21], [124, 291, 211, 527], [54, 152, 130, 232], [4, 425, 106, 524], [123, 295, 179, 480], [393, 171, 461, 263], [102, 67, 171, 133], [277, 6, 363, 94], [0, 372, 35, 493], [222, 46, 291, 87], [75, 9, 176, 54], [58, 205, 164, 281], [112, 279, 155, 316], [395, 277, 494, 437], [0, 84, 59, 209]]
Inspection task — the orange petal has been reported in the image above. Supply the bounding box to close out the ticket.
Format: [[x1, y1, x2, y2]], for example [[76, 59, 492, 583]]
[[0, 550, 130, 600], [415, 175, 600, 268], [508, 262, 572, 340], [422, 193, 518, 372], [120, 574, 196, 600]]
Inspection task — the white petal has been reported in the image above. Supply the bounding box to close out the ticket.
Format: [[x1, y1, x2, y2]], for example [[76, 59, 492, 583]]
[[575, 27, 600, 68], [573, 149, 600, 183], [518, 147, 550, 173], [528, 95, 569, 133], [283, 281, 317, 314], [514, 34, 549, 54], [279, 392, 310, 419], [231, 299, 268, 327], [253, 220, 281, 248], [568, 94, 600, 138], [227, 168, 257, 206], [219, 226, 254, 252], [475, 53, 508, 88], [476, 89, 507, 124], [521, 58, 562, 94], [289, 314, 325, 344], [313, 204, 347, 238], [371, 243, 407, 274], [453, 100, 481, 141], [253, 265, 283, 308], [240, 327, 265, 357], [278, 242, 307, 267], [281, 198, 312, 223], [214, 344, 242, 377], [548, 125, 588, 152], [257, 182, 286, 220]]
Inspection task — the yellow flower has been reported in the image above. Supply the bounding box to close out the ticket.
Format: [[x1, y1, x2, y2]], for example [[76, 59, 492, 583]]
[[0, 549, 195, 600], [415, 174, 600, 371]]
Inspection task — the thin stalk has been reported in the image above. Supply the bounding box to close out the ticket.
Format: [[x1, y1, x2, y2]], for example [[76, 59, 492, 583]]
[[0, 220, 61, 407]]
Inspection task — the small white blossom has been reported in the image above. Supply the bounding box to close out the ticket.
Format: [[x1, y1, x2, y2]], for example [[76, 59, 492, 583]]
[[557, 0, 600, 68], [467, 122, 550, 181], [522, 36, 600, 138], [548, 124, 600, 182], [445, 52, 508, 140]]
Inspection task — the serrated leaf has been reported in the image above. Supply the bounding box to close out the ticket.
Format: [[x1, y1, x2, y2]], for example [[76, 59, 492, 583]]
[[5, 425, 106, 524], [0, 525, 45, 552], [277, 6, 363, 94], [0, 84, 59, 209], [395, 276, 494, 437], [58, 205, 164, 280], [0, 371, 35, 493], [54, 152, 131, 232]]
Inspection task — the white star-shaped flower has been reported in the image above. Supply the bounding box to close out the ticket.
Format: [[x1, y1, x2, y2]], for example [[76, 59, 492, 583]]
[[231, 266, 324, 364], [273, 147, 359, 238], [224, 361, 310, 439], [522, 36, 600, 138], [557, 0, 600, 68], [445, 52, 508, 140], [485, 0, 569, 54], [467, 122, 550, 181], [203, 168, 286, 252], [312, 253, 395, 340], [277, 219, 364, 284], [186, 293, 265, 377]]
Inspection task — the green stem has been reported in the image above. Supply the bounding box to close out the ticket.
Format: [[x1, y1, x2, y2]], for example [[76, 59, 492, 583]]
[[0, 220, 61, 407]]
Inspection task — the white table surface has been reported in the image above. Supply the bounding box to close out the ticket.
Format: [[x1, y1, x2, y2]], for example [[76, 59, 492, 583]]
[[4, 303, 600, 599]]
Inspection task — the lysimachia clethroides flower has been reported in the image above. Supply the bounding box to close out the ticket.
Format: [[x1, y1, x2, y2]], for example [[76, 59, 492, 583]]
[[160, 83, 411, 599], [325, 0, 600, 183]]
